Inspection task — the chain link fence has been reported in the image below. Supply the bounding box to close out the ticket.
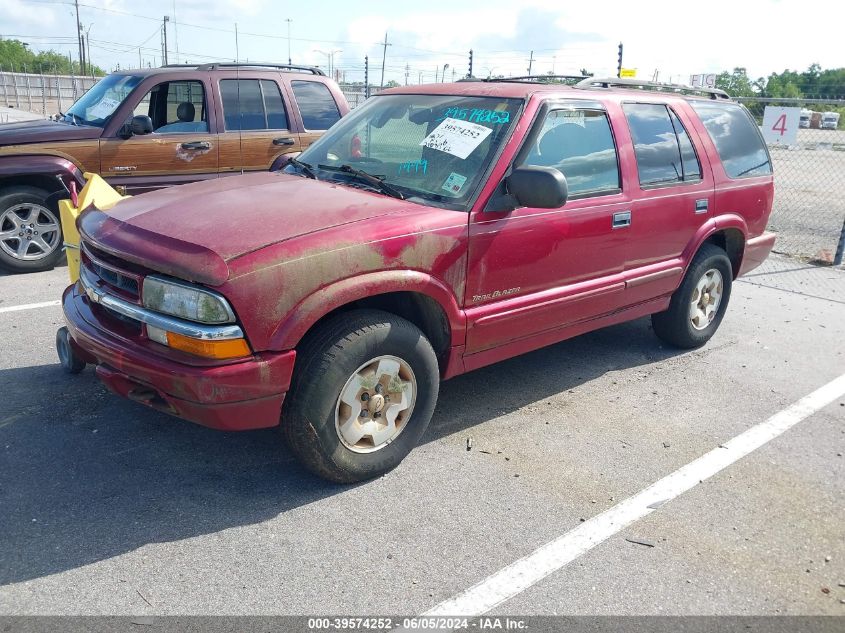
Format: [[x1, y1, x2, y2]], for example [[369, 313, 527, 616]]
[[736, 97, 845, 268]]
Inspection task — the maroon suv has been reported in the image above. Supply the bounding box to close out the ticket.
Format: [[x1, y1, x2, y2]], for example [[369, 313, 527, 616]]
[[59, 77, 775, 482]]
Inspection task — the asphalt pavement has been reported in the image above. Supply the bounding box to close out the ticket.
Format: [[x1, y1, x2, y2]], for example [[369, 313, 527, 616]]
[[0, 255, 843, 617]]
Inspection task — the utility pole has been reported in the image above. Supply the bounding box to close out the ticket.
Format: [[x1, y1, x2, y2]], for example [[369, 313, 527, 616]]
[[80, 34, 86, 75], [285, 18, 292, 65], [404, 63, 409, 86], [162, 16, 170, 66], [379, 32, 390, 89], [234, 22, 239, 63], [527, 50, 534, 75], [139, 48, 142, 69], [74, 0, 84, 76]]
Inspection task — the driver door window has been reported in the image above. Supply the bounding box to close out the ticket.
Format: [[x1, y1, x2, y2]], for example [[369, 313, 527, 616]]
[[100, 78, 217, 194], [522, 108, 621, 198]]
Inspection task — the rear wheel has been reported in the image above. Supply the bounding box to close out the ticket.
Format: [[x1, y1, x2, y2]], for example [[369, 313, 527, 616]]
[[282, 309, 440, 483], [652, 243, 733, 349], [0, 186, 64, 273]]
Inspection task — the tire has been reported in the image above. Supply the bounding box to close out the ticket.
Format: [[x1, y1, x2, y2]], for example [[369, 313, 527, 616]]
[[0, 186, 65, 273], [651, 243, 733, 349], [56, 326, 86, 374], [282, 309, 440, 483]]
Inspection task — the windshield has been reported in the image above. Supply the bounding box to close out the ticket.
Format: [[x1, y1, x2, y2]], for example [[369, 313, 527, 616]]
[[288, 94, 522, 209], [64, 74, 143, 127]]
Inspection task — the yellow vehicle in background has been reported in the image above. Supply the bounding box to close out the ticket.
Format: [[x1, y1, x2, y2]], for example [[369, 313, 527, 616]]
[[58, 173, 129, 283]]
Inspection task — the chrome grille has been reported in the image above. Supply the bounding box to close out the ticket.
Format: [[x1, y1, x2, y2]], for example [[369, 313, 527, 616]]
[[80, 243, 141, 301]]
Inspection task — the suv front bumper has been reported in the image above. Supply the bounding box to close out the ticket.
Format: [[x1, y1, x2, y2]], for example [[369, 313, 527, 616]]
[[62, 283, 295, 431]]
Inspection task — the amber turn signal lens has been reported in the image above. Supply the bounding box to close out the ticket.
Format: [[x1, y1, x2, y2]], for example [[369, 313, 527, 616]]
[[166, 332, 251, 359]]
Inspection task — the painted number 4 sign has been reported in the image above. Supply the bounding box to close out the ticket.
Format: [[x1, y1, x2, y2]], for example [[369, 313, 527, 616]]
[[762, 106, 800, 146]]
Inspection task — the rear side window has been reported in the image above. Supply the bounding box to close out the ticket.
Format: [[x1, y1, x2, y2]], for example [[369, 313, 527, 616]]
[[220, 79, 289, 131], [669, 110, 702, 180], [523, 108, 620, 197], [261, 80, 289, 129], [292, 81, 341, 130], [623, 103, 700, 186], [690, 102, 772, 178]]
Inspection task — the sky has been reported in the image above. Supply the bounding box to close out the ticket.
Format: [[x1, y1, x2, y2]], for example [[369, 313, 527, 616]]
[[1, 0, 842, 84]]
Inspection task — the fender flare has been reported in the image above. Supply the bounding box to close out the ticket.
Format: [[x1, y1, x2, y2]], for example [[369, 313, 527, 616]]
[[268, 269, 466, 352], [681, 214, 748, 279], [0, 154, 85, 194]]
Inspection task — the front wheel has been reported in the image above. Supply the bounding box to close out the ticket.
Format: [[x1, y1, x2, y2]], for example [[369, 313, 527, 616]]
[[652, 243, 733, 349], [0, 186, 65, 273], [282, 310, 440, 483]]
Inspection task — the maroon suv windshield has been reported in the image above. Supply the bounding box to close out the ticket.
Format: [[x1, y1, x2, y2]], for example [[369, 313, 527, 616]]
[[290, 94, 522, 209]]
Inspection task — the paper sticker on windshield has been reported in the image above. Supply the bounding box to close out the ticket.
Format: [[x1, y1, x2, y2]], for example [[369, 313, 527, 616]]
[[441, 172, 468, 195], [87, 97, 121, 120], [420, 117, 492, 159]]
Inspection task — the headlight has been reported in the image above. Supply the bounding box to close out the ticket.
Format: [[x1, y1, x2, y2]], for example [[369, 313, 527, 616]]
[[142, 276, 235, 324]]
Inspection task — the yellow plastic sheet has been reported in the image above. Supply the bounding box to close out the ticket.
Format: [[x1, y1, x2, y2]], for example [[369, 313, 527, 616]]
[[60, 173, 129, 283]]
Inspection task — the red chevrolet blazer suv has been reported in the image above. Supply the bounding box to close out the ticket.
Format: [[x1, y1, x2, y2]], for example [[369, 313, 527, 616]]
[[59, 77, 775, 482]]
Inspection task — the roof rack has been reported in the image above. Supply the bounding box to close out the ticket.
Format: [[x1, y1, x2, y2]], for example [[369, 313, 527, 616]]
[[575, 77, 730, 100], [460, 74, 589, 85], [178, 62, 326, 76]]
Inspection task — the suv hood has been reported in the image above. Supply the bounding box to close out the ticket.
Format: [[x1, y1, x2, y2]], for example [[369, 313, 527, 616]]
[[79, 172, 416, 286], [0, 119, 102, 145]]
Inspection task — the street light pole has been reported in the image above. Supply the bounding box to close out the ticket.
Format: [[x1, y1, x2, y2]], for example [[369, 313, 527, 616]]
[[314, 49, 342, 78], [85, 24, 93, 76]]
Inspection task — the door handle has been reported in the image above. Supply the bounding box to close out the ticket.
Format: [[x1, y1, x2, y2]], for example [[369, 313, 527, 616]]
[[612, 210, 632, 229], [180, 141, 210, 150], [695, 198, 709, 214], [273, 137, 296, 146]]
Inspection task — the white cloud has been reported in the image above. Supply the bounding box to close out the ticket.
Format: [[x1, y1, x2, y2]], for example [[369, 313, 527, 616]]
[[1, 0, 57, 29]]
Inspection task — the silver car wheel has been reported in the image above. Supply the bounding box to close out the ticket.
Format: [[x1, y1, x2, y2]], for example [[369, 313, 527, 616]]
[[689, 268, 724, 331], [334, 355, 417, 454], [0, 203, 62, 261]]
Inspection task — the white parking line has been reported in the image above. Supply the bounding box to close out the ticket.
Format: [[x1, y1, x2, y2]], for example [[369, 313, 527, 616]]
[[418, 372, 845, 619], [0, 300, 62, 314]]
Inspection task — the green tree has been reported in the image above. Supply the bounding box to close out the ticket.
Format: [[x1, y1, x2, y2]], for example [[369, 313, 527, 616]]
[[715, 67, 758, 97], [0, 38, 105, 75]]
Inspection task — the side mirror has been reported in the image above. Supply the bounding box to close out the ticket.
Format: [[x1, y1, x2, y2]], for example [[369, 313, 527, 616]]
[[506, 166, 568, 209], [123, 115, 153, 138], [270, 151, 300, 171]]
